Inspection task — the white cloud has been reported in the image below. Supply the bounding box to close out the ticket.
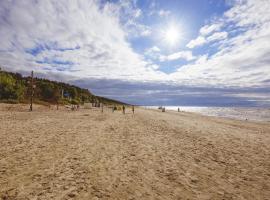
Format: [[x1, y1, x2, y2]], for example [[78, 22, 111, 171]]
[[200, 23, 222, 36], [174, 0, 270, 88], [147, 64, 159, 70], [160, 51, 196, 62], [207, 31, 228, 42], [134, 9, 142, 18], [103, 0, 152, 38], [145, 46, 160, 54], [158, 9, 171, 17], [145, 47, 195, 63], [0, 0, 165, 82], [141, 30, 151, 36], [125, 20, 152, 37], [148, 1, 170, 18], [194, 54, 208, 64], [186, 36, 206, 48], [0, 0, 269, 97], [187, 31, 228, 48], [144, 46, 161, 60]]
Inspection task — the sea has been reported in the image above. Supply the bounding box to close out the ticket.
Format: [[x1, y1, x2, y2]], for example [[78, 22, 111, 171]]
[[144, 106, 270, 122]]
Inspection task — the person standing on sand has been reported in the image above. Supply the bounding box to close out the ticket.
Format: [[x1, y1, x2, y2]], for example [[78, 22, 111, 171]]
[[132, 105, 135, 114], [122, 105, 125, 114], [178, 107, 180, 112]]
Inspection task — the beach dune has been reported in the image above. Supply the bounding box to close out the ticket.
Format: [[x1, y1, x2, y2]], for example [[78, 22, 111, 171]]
[[0, 104, 269, 199]]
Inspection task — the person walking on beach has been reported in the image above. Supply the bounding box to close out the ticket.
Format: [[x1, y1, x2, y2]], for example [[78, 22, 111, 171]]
[[122, 105, 125, 114], [132, 105, 135, 114], [178, 107, 180, 112]]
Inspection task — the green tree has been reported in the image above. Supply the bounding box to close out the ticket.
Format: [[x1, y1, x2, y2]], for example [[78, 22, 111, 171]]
[[0, 72, 25, 100]]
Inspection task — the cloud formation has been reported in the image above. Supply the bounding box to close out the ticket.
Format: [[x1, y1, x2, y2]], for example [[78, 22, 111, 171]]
[[199, 23, 222, 36], [0, 0, 269, 106], [182, 0, 270, 89], [0, 0, 164, 82], [73, 78, 270, 107], [186, 36, 207, 48], [186, 30, 228, 48], [160, 51, 195, 62]]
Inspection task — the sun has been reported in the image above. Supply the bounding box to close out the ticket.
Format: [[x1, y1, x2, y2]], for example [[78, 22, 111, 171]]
[[165, 26, 180, 45]]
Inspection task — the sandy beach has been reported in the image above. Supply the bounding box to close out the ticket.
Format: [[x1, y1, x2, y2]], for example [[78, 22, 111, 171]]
[[0, 104, 269, 200]]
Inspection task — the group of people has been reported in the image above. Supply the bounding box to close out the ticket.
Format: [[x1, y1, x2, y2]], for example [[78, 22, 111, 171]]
[[70, 104, 80, 111], [111, 105, 135, 114], [159, 107, 181, 112], [68, 103, 135, 114]]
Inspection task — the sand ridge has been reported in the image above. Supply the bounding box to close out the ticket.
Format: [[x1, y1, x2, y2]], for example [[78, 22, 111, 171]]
[[0, 104, 269, 199]]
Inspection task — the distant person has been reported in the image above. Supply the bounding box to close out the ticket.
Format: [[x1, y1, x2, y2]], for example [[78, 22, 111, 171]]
[[132, 105, 135, 114], [122, 105, 125, 114], [178, 108, 180, 112]]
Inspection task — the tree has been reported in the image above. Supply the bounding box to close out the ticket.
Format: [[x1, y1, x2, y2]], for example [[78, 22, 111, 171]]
[[0, 72, 25, 100]]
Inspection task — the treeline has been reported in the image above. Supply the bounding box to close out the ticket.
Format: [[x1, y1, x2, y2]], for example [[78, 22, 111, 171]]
[[0, 69, 125, 105]]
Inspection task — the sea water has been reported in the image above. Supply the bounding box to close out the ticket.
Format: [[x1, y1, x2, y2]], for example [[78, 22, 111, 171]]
[[144, 106, 270, 122]]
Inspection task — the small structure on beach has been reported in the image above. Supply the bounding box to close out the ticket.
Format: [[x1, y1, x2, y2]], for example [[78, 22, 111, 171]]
[[84, 103, 92, 109]]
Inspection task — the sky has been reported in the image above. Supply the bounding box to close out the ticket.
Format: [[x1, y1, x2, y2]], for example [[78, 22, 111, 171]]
[[0, 0, 270, 106]]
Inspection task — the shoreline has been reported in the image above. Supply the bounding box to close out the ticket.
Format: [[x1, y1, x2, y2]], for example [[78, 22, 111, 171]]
[[142, 105, 270, 122]]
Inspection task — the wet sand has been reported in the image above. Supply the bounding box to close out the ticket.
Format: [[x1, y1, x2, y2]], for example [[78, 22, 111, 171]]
[[0, 104, 269, 199]]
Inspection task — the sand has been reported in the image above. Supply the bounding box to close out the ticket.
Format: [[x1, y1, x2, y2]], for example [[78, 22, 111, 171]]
[[0, 103, 269, 200]]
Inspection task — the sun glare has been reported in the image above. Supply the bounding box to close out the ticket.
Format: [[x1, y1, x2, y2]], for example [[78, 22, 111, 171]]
[[165, 26, 180, 46]]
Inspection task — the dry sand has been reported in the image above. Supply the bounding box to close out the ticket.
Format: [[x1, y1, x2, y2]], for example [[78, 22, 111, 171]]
[[0, 103, 269, 200]]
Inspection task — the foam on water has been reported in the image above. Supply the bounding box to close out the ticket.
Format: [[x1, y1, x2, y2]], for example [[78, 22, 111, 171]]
[[144, 106, 270, 122]]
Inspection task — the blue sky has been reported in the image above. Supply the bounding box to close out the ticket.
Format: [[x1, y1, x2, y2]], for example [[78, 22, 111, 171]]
[[0, 0, 270, 106]]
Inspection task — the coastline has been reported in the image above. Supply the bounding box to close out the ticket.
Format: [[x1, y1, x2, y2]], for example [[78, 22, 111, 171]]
[[0, 103, 269, 199], [143, 106, 270, 122]]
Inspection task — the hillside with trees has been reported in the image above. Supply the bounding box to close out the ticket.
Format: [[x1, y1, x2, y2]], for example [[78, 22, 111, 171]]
[[0, 69, 125, 105]]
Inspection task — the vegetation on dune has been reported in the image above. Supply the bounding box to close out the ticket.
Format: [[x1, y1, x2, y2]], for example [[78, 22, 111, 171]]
[[0, 69, 125, 105], [0, 71, 25, 103]]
